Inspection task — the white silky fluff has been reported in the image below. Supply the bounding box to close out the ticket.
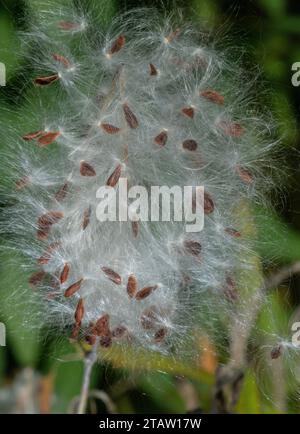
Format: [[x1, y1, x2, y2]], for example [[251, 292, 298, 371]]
[[0, 5, 281, 359]]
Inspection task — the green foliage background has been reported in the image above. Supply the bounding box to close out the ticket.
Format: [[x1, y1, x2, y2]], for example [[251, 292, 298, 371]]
[[0, 0, 300, 414]]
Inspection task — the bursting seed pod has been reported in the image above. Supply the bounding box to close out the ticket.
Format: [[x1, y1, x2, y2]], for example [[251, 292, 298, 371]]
[[1, 6, 281, 362]]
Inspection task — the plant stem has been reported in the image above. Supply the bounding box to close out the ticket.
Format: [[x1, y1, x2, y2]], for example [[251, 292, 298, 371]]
[[77, 340, 99, 414]]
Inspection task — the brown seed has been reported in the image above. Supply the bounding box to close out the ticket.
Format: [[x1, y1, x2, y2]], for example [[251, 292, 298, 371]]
[[140, 306, 159, 330], [101, 267, 122, 285], [54, 182, 69, 202], [64, 278, 83, 297], [182, 107, 194, 118], [57, 21, 81, 31], [52, 53, 70, 68], [37, 211, 63, 240], [204, 192, 214, 214], [70, 323, 81, 340], [16, 176, 30, 190], [112, 325, 127, 338], [29, 270, 46, 287], [106, 164, 122, 187], [271, 344, 282, 360], [127, 274, 137, 298], [100, 335, 112, 348], [60, 263, 70, 284], [154, 130, 168, 147], [182, 139, 197, 151], [74, 298, 84, 324], [122, 103, 139, 129], [94, 314, 110, 336], [154, 328, 168, 343], [165, 28, 180, 43], [236, 166, 254, 184], [22, 130, 43, 141], [132, 221, 139, 238], [184, 240, 202, 256], [82, 205, 91, 230], [80, 161, 96, 177], [108, 35, 125, 56], [225, 227, 241, 238], [223, 276, 238, 302], [135, 285, 158, 301], [85, 333, 96, 346], [34, 74, 59, 86], [149, 63, 158, 76], [200, 89, 224, 105], [37, 131, 61, 147], [101, 123, 121, 134], [219, 120, 244, 137], [38, 241, 60, 265]]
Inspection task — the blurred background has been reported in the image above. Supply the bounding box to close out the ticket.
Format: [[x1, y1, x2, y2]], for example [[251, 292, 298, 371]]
[[0, 0, 300, 414]]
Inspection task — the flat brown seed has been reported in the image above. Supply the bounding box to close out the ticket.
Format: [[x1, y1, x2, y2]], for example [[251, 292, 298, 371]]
[[58, 21, 80, 31], [101, 267, 122, 285], [225, 227, 241, 238], [219, 120, 244, 137], [271, 345, 282, 360], [154, 131, 168, 147], [204, 192, 214, 214], [101, 123, 121, 134], [200, 90, 224, 105], [37, 131, 61, 147], [38, 211, 64, 230], [80, 161, 96, 177], [34, 74, 59, 86], [149, 63, 158, 76], [38, 241, 60, 265], [100, 335, 112, 348], [122, 103, 139, 129], [60, 263, 70, 284], [22, 130, 43, 141], [52, 53, 70, 68], [140, 306, 159, 330], [182, 139, 197, 151], [112, 325, 127, 338], [74, 298, 84, 324], [82, 206, 91, 230], [29, 270, 46, 287], [64, 278, 83, 297], [127, 274, 137, 298], [55, 182, 69, 202], [184, 240, 202, 256], [154, 328, 168, 343], [94, 314, 110, 336], [236, 166, 254, 184], [106, 164, 122, 187], [135, 285, 158, 301], [132, 221, 139, 238], [108, 35, 125, 55], [70, 323, 81, 340], [182, 107, 194, 118], [16, 176, 30, 190]]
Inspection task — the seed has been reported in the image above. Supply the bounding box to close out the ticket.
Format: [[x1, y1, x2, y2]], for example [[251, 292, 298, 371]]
[[140, 306, 158, 330], [38, 242, 60, 264], [22, 130, 43, 141], [182, 139, 197, 151], [100, 335, 112, 348], [165, 28, 180, 43], [60, 263, 70, 284], [37, 211, 63, 239], [183, 240, 202, 256], [127, 274, 137, 298], [132, 221, 139, 238], [55, 182, 69, 202], [34, 74, 59, 86], [200, 89, 224, 105], [106, 164, 122, 187], [225, 227, 241, 238], [101, 123, 121, 134], [154, 328, 168, 343], [64, 278, 83, 297], [271, 344, 282, 360], [80, 161, 96, 177], [85, 333, 96, 346], [94, 313, 110, 336], [182, 107, 194, 118], [29, 270, 46, 287], [37, 131, 61, 147], [122, 103, 139, 129], [82, 205, 91, 230], [154, 130, 168, 147], [52, 53, 70, 68], [223, 276, 238, 302], [219, 120, 244, 137], [57, 21, 80, 31], [101, 267, 122, 285], [135, 285, 158, 301], [70, 323, 81, 340], [236, 166, 254, 184], [112, 325, 127, 338], [16, 176, 30, 190], [108, 35, 125, 56], [204, 192, 214, 214], [149, 63, 158, 76], [74, 298, 84, 324]]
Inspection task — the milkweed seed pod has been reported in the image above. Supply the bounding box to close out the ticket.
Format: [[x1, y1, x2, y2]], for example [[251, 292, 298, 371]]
[[1, 6, 281, 361]]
